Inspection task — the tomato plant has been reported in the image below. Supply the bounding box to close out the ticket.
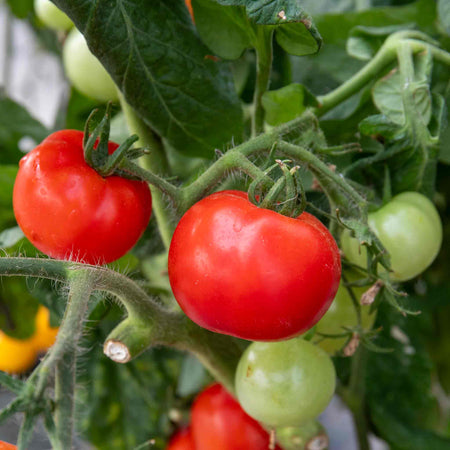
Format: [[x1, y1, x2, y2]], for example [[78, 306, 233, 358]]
[[63, 28, 118, 103], [166, 428, 195, 450], [13, 130, 152, 264], [341, 192, 442, 281], [1, 1, 450, 449], [235, 338, 336, 427], [169, 190, 341, 341], [191, 383, 280, 450], [34, 0, 72, 31]]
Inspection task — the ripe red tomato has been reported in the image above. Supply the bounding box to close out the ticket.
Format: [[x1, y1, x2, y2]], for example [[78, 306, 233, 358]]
[[13, 130, 152, 265], [168, 190, 341, 341], [191, 384, 280, 450], [167, 428, 195, 450]]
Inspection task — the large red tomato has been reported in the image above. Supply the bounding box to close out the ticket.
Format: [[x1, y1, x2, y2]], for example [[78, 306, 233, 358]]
[[168, 190, 341, 341], [167, 427, 195, 450], [191, 384, 280, 450], [13, 130, 152, 265]]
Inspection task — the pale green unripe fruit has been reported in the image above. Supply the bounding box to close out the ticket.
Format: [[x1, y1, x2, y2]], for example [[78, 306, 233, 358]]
[[235, 338, 336, 427], [34, 0, 73, 31], [63, 28, 118, 103], [341, 192, 443, 281]]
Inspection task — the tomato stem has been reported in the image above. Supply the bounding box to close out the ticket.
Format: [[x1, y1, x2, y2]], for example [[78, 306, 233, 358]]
[[252, 28, 274, 137], [315, 31, 450, 117], [119, 95, 176, 249]]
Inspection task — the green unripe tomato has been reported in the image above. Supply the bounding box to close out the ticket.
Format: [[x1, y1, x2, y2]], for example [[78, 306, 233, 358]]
[[34, 0, 73, 31], [314, 272, 376, 354], [235, 338, 336, 427], [341, 192, 442, 281], [63, 28, 118, 103]]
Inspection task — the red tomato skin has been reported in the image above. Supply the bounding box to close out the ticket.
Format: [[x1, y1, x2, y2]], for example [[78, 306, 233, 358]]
[[191, 384, 280, 450], [13, 130, 152, 264], [168, 190, 341, 341], [0, 441, 17, 450], [167, 428, 195, 450]]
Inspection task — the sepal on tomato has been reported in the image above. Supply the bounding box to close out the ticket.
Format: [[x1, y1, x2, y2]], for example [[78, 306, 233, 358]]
[[83, 105, 149, 178]]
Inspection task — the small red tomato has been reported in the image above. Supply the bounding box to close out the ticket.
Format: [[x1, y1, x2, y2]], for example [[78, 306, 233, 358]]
[[168, 190, 341, 341], [191, 384, 280, 450], [167, 427, 195, 450], [13, 130, 152, 265], [0, 441, 17, 450]]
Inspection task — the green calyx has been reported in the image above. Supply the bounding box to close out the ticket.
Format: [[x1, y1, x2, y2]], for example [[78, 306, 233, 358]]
[[248, 158, 306, 218], [83, 103, 149, 178]]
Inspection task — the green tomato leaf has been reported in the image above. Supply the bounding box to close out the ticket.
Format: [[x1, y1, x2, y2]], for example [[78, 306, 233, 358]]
[[438, 0, 450, 35], [372, 51, 433, 127], [53, 0, 243, 158], [177, 354, 208, 397], [212, 0, 322, 56], [0, 98, 49, 164], [359, 114, 404, 139], [347, 24, 415, 61], [192, 0, 254, 60], [262, 83, 318, 126]]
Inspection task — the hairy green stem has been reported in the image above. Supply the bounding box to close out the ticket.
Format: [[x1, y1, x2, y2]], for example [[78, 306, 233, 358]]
[[316, 39, 396, 116], [53, 270, 95, 449], [316, 34, 450, 117], [339, 346, 370, 450], [177, 151, 272, 213], [0, 258, 240, 391], [119, 94, 176, 249], [276, 141, 367, 209], [252, 28, 274, 136], [17, 413, 35, 450]]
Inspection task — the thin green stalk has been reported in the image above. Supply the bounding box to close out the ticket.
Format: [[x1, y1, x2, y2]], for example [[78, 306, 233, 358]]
[[276, 141, 367, 209], [316, 39, 396, 116], [0, 256, 241, 391], [252, 28, 274, 136], [119, 94, 176, 249], [177, 151, 272, 213], [348, 347, 370, 450], [17, 413, 35, 450], [53, 270, 95, 449], [316, 35, 450, 117]]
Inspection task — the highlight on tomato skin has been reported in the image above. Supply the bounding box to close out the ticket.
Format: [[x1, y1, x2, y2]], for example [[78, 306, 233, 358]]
[[168, 190, 341, 341], [190, 383, 282, 450], [166, 427, 195, 450], [13, 130, 152, 265]]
